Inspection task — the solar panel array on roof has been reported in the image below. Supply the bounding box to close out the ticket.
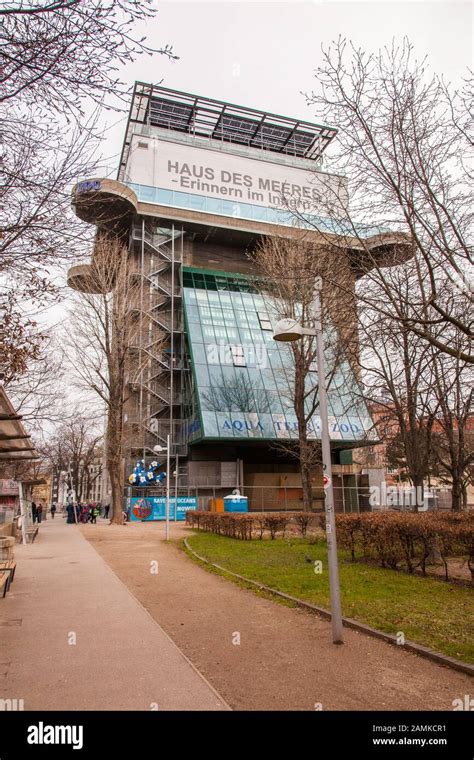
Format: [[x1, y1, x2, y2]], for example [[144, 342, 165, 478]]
[[149, 97, 332, 158], [212, 114, 316, 157], [119, 83, 337, 179], [147, 89, 336, 158], [149, 98, 194, 131]]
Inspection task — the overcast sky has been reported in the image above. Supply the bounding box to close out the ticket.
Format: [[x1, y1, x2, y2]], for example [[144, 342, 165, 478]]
[[98, 0, 472, 174]]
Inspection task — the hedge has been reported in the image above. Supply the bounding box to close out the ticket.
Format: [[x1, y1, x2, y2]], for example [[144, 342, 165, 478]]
[[331, 512, 474, 581], [185, 510, 314, 540]]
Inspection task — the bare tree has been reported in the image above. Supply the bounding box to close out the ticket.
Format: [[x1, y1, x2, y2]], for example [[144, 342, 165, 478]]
[[301, 37, 473, 363], [357, 263, 473, 510], [41, 413, 103, 502], [430, 343, 473, 511], [1, 1, 176, 111], [252, 235, 360, 510], [359, 311, 438, 508], [66, 236, 143, 523], [3, 334, 66, 437], [1, 0, 176, 379]]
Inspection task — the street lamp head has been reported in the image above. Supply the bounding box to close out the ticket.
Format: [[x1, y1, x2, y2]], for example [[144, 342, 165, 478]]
[[272, 318, 304, 342], [153, 445, 165, 453]]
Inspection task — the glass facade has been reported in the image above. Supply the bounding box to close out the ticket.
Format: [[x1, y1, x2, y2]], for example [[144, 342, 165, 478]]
[[182, 268, 374, 444]]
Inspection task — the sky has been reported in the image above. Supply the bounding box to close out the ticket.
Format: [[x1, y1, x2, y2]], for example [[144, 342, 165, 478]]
[[97, 0, 473, 175]]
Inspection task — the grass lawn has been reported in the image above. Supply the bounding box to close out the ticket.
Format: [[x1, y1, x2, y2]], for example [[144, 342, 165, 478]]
[[185, 532, 474, 664]]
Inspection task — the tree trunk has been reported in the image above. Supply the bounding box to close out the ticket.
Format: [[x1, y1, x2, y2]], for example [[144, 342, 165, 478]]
[[106, 403, 124, 524], [108, 461, 123, 524], [451, 476, 463, 512], [411, 477, 424, 512], [300, 447, 313, 512]]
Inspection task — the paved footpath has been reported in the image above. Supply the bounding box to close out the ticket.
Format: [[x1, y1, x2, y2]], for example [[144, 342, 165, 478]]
[[0, 518, 228, 710], [86, 521, 473, 711]]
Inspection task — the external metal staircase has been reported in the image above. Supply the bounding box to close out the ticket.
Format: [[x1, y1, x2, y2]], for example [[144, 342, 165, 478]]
[[126, 220, 187, 472]]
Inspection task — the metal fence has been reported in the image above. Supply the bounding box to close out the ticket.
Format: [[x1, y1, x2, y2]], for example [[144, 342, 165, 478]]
[[127, 485, 363, 513], [125, 484, 467, 514]]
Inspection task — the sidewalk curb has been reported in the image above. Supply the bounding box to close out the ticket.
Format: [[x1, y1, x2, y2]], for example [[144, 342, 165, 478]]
[[184, 537, 474, 678]]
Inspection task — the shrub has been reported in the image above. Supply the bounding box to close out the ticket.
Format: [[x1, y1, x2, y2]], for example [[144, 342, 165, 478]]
[[264, 513, 289, 539], [293, 512, 314, 537]]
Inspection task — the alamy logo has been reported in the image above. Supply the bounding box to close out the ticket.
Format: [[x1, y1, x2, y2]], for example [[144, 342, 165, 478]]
[[27, 722, 83, 750], [452, 695, 474, 711], [0, 697, 24, 710]]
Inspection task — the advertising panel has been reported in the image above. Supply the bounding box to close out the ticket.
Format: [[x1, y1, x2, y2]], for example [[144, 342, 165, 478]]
[[129, 496, 197, 522]]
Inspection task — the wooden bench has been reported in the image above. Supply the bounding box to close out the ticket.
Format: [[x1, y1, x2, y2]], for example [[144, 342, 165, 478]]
[[0, 560, 16, 591], [0, 572, 9, 598]]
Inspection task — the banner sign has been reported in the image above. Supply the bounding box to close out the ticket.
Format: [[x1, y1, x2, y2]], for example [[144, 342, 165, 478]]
[[127, 137, 348, 217], [129, 496, 197, 522]]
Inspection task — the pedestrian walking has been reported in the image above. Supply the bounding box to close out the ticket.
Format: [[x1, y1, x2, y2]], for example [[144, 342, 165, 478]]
[[31, 501, 37, 524], [80, 504, 88, 524], [90, 506, 100, 524], [104, 504, 110, 519], [36, 502, 43, 524], [50, 502, 57, 519], [66, 503, 75, 524]]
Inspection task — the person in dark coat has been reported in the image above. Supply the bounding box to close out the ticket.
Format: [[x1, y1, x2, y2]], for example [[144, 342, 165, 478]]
[[66, 503, 76, 524], [31, 501, 38, 524]]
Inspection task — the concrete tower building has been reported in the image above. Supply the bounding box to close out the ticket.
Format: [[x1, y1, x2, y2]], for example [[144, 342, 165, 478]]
[[68, 84, 410, 512]]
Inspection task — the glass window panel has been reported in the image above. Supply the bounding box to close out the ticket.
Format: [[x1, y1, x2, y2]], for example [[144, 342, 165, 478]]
[[215, 412, 233, 437], [194, 363, 210, 387], [187, 320, 204, 343], [231, 345, 246, 366], [184, 304, 200, 323], [201, 411, 219, 437], [191, 342, 207, 363]]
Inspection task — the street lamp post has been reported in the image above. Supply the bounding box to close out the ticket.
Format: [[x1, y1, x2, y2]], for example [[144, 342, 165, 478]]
[[173, 453, 179, 522], [154, 436, 171, 540], [273, 277, 344, 645]]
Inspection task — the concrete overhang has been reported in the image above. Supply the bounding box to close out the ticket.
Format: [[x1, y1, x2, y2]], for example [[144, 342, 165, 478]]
[[67, 263, 107, 294], [72, 178, 137, 232], [130, 200, 413, 276], [70, 177, 413, 280], [348, 231, 414, 275]]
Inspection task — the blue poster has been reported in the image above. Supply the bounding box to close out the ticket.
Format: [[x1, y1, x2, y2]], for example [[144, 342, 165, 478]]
[[129, 496, 197, 522]]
